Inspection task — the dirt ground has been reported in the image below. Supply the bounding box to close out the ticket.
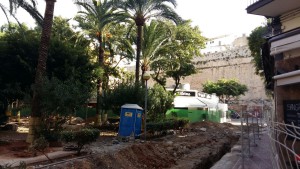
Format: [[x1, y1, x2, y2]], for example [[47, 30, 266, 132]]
[[0, 121, 240, 169]]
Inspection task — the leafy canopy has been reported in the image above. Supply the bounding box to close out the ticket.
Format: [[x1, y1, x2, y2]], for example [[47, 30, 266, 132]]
[[202, 79, 248, 103]]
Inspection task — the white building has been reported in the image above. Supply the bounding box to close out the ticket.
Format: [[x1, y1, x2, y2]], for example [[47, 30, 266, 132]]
[[201, 34, 248, 54]]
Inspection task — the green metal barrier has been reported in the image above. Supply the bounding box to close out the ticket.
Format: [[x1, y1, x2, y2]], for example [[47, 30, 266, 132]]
[[166, 108, 221, 123], [207, 110, 221, 123]]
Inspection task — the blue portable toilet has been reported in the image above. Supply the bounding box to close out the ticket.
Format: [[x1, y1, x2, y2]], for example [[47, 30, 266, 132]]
[[118, 104, 143, 138]]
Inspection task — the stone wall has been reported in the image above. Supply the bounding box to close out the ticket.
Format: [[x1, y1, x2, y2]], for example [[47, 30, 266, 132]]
[[166, 46, 271, 110]]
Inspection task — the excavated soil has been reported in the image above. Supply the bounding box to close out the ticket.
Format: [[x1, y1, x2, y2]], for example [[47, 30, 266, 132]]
[[43, 121, 240, 169], [0, 121, 240, 169]]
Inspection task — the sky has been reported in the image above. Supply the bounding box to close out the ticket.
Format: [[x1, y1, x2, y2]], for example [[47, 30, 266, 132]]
[[0, 0, 265, 38]]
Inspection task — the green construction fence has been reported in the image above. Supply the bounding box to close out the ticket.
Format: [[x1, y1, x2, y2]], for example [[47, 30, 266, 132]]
[[166, 108, 221, 123]]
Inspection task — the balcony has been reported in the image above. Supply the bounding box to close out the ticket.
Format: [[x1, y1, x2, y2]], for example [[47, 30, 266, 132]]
[[246, 0, 300, 17]]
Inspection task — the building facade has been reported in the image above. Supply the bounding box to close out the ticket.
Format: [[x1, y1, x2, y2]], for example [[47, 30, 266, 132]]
[[247, 0, 300, 168], [247, 0, 300, 125]]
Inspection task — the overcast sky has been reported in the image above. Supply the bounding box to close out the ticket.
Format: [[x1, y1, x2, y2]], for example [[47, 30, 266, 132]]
[[0, 0, 265, 38]]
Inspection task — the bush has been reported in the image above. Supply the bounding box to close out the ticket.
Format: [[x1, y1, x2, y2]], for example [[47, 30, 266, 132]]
[[38, 115, 66, 142], [103, 81, 144, 115], [104, 82, 174, 120], [29, 137, 53, 162], [147, 84, 174, 121], [147, 119, 188, 134], [61, 128, 100, 155]]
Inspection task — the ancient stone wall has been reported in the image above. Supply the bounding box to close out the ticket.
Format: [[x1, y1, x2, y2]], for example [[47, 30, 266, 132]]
[[166, 46, 271, 109]]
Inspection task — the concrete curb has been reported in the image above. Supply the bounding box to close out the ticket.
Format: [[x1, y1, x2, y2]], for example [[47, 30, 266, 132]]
[[211, 144, 242, 169], [0, 151, 77, 167]]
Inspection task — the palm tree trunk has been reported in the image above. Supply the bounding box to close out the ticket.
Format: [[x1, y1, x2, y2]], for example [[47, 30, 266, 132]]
[[95, 33, 104, 126], [27, 0, 56, 144], [135, 25, 143, 84]]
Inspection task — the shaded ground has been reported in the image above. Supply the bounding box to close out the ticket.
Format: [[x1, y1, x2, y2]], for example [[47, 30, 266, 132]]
[[0, 131, 61, 159], [0, 121, 240, 169]]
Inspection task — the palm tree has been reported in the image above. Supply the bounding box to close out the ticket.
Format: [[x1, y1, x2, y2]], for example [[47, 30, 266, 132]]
[[0, 0, 53, 144], [75, 0, 126, 126], [140, 21, 172, 77], [0, 1, 18, 25], [27, 0, 56, 143], [0, 0, 42, 27], [16, 0, 43, 26], [114, 0, 182, 83]]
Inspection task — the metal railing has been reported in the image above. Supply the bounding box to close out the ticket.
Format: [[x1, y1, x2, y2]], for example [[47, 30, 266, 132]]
[[240, 113, 263, 168], [267, 120, 300, 169]]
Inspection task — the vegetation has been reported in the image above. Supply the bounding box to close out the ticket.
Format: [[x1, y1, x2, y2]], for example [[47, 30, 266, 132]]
[[103, 81, 174, 120], [147, 84, 174, 121], [147, 119, 189, 136], [0, 0, 207, 143], [202, 79, 248, 103], [248, 26, 275, 91], [29, 137, 53, 162], [247, 26, 267, 75], [151, 21, 205, 92], [114, 0, 182, 83], [74, 0, 127, 126], [27, 0, 56, 143], [0, 19, 95, 105], [61, 128, 100, 155], [0, 0, 41, 27]]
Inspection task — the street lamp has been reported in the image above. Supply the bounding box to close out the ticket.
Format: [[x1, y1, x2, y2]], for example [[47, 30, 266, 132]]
[[142, 71, 151, 141]]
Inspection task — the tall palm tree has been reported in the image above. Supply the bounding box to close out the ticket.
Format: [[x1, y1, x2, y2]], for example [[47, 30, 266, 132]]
[[140, 21, 172, 77], [27, 0, 56, 143], [114, 0, 181, 83], [0, 0, 50, 144], [75, 0, 126, 126]]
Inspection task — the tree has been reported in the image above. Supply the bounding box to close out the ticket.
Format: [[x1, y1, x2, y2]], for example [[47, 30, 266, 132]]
[[0, 0, 42, 27], [28, 0, 56, 143], [0, 24, 39, 103], [140, 20, 172, 77], [167, 60, 196, 94], [0, 19, 94, 100], [114, 0, 182, 83], [74, 0, 126, 126], [151, 21, 205, 92], [202, 79, 248, 103], [147, 84, 173, 121], [0, 18, 95, 143]]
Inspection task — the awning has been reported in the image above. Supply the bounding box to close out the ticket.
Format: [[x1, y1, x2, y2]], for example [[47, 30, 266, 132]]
[[273, 70, 300, 86], [270, 33, 300, 55]]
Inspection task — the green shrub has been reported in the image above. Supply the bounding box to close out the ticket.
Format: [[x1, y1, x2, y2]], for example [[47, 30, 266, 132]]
[[147, 119, 188, 133], [104, 82, 174, 120], [147, 84, 174, 121], [29, 137, 53, 162], [103, 81, 144, 115], [61, 128, 100, 155], [38, 115, 66, 142]]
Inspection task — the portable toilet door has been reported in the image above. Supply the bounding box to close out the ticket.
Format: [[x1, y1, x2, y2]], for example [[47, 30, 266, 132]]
[[118, 104, 143, 138]]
